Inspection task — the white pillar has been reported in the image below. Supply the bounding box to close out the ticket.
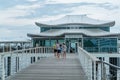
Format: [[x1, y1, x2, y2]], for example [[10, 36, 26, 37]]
[[97, 63, 102, 80], [81, 38, 83, 48], [10, 44, 11, 52], [104, 57, 109, 76], [117, 70, 120, 80], [22, 42, 24, 49], [88, 59, 92, 80], [16, 43, 18, 50], [1, 54, 5, 80], [3, 44, 5, 52], [117, 58, 120, 80], [93, 61, 96, 80]]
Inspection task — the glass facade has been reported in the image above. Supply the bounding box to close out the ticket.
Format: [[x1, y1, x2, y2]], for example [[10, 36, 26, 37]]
[[83, 37, 117, 53], [33, 37, 118, 53], [100, 27, 110, 32], [41, 27, 50, 32], [33, 38, 64, 47]]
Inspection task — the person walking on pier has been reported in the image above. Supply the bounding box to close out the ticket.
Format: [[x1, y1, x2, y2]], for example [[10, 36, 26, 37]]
[[62, 43, 67, 59], [56, 42, 63, 59], [56, 42, 60, 59], [53, 42, 57, 57]]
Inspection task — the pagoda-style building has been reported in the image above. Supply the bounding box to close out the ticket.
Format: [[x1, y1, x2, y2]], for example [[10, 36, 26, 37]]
[[27, 15, 119, 53]]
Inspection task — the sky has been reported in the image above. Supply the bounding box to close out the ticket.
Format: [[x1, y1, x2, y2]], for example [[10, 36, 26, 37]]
[[0, 0, 120, 41]]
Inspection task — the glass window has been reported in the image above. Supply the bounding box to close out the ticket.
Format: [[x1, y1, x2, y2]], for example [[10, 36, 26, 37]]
[[51, 40, 57, 46], [99, 38, 117, 53], [83, 38, 98, 52], [41, 27, 50, 32], [83, 37, 117, 53], [45, 40, 50, 46]]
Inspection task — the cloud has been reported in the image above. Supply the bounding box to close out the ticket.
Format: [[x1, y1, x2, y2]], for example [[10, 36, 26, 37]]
[[46, 0, 117, 4], [0, 3, 44, 26], [0, 28, 24, 41], [46, 0, 119, 10], [26, 0, 38, 2], [0, 0, 119, 27], [36, 14, 65, 22], [15, 4, 42, 10], [0, 0, 120, 40], [0, 9, 33, 26], [96, 3, 119, 10], [62, 4, 120, 33], [0, 26, 39, 41]]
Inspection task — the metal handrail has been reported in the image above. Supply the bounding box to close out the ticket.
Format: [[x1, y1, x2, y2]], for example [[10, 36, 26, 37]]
[[98, 61, 120, 80], [0, 47, 54, 80], [102, 61, 120, 69], [79, 47, 99, 61], [0, 47, 53, 54], [78, 46, 120, 80], [78, 47, 100, 80]]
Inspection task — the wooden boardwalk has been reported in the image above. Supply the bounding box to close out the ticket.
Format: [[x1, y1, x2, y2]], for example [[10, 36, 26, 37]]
[[6, 54, 87, 80]]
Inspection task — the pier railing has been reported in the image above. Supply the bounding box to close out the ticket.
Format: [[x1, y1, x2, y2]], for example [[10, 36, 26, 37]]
[[78, 47, 120, 80], [1, 46, 120, 80], [78, 47, 100, 80], [14, 47, 53, 53], [0, 47, 53, 80]]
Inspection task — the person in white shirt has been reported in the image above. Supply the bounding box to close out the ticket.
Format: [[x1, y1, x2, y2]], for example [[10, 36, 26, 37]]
[[62, 43, 67, 59], [56, 42, 60, 59]]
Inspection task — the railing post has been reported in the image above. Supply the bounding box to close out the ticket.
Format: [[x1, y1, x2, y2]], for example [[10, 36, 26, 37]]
[[87, 58, 92, 80], [117, 70, 120, 80], [10, 44, 12, 52], [89, 59, 92, 80], [43, 47, 45, 53], [101, 61, 106, 80], [1, 54, 5, 80], [93, 61, 96, 80], [103, 64, 106, 80], [35, 48, 36, 53], [16, 52, 19, 72], [97, 62, 102, 80], [3, 45, 5, 53]]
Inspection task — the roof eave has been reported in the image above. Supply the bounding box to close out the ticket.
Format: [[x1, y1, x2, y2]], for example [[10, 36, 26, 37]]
[[35, 21, 115, 27], [27, 33, 120, 38]]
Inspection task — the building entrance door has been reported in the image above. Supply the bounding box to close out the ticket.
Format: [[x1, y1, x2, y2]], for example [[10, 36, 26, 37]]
[[65, 38, 82, 53], [70, 42, 78, 53]]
